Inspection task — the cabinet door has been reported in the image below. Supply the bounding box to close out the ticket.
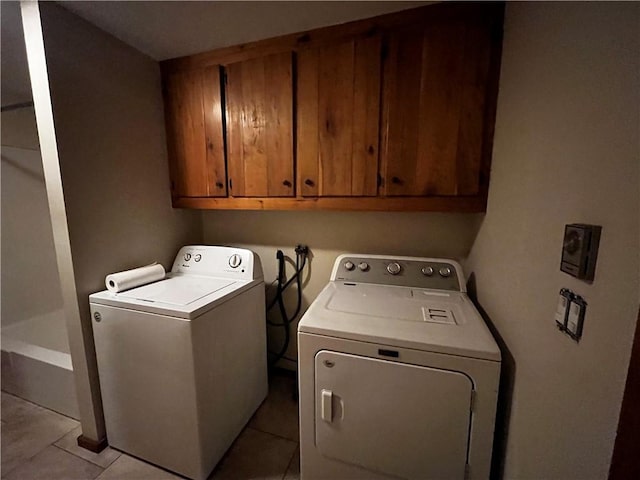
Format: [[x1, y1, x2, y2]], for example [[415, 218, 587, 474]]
[[164, 67, 226, 197], [225, 53, 294, 197], [297, 36, 381, 197], [381, 14, 496, 196]]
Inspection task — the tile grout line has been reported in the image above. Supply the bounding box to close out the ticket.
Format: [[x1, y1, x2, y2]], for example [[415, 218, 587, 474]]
[[245, 425, 300, 444], [48, 444, 107, 478], [1, 392, 80, 477], [281, 446, 298, 480], [51, 443, 120, 471], [2, 391, 80, 423], [0, 423, 79, 478]]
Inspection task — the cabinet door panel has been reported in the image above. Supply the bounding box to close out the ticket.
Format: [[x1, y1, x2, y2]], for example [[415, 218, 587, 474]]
[[225, 53, 294, 197], [456, 22, 494, 195], [164, 67, 226, 197], [381, 17, 493, 196], [297, 36, 380, 197]]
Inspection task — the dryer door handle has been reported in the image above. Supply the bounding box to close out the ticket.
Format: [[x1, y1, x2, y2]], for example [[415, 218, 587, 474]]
[[321, 389, 333, 423]]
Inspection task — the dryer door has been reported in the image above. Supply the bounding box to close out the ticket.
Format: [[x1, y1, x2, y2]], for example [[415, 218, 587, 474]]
[[315, 350, 473, 479]]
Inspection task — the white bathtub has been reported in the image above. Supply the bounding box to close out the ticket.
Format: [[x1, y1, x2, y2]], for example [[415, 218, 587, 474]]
[[1, 310, 79, 419]]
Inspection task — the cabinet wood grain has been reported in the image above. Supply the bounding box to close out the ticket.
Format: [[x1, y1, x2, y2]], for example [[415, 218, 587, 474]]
[[297, 35, 381, 197], [160, 2, 504, 211], [174, 195, 486, 212], [164, 66, 226, 197], [380, 12, 496, 196], [225, 52, 294, 197]]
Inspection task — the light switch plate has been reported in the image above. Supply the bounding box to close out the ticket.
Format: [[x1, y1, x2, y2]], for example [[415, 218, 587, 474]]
[[566, 296, 587, 341], [555, 288, 572, 329]]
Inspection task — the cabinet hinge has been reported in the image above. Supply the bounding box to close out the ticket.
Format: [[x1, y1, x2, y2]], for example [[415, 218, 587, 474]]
[[377, 173, 384, 188], [470, 390, 476, 412], [229, 178, 233, 190]]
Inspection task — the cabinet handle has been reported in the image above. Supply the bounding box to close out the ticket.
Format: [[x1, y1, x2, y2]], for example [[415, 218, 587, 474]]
[[282, 179, 292, 187], [391, 176, 403, 185], [215, 182, 224, 189], [304, 179, 315, 187]]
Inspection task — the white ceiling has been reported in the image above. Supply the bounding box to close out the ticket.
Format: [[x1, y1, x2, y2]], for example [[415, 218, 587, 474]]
[[1, 1, 427, 107], [58, 1, 426, 61]]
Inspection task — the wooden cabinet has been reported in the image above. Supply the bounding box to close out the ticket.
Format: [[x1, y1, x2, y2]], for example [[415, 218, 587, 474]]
[[297, 35, 381, 197], [163, 66, 226, 197], [161, 2, 503, 211], [225, 52, 294, 197], [380, 9, 498, 197]]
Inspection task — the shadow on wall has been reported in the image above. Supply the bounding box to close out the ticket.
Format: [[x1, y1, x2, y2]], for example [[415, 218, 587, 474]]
[[204, 210, 486, 368], [467, 272, 515, 480], [263, 250, 313, 365], [203, 210, 485, 259]]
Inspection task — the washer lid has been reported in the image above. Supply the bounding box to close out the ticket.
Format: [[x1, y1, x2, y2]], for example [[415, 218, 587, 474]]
[[89, 274, 259, 319], [117, 276, 234, 306]]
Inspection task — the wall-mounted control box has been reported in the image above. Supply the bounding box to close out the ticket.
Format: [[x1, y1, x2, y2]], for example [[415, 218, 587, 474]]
[[555, 288, 587, 342], [560, 224, 601, 282]]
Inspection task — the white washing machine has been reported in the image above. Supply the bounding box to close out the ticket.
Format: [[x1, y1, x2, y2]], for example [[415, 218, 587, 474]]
[[90, 245, 268, 480], [298, 254, 501, 480]]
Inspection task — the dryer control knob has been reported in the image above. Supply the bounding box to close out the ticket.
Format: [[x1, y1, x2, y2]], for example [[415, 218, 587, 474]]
[[439, 267, 452, 277], [358, 262, 369, 272], [421, 266, 434, 276], [344, 261, 355, 271], [387, 262, 402, 275]]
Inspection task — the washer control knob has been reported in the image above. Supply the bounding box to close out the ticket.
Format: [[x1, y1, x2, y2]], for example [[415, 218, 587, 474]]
[[344, 261, 355, 271], [439, 267, 452, 277], [229, 254, 242, 268], [387, 262, 402, 275], [358, 262, 369, 272], [184, 253, 192, 261], [421, 266, 434, 276]]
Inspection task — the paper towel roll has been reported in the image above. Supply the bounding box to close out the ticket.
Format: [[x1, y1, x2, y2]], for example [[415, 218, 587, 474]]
[[105, 263, 166, 293]]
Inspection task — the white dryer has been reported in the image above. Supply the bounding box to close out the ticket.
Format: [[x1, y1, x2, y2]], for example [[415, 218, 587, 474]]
[[90, 246, 268, 480], [298, 254, 501, 480]]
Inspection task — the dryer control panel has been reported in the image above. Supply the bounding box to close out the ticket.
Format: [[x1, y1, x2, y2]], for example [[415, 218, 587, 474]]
[[331, 254, 464, 292], [171, 245, 263, 281]]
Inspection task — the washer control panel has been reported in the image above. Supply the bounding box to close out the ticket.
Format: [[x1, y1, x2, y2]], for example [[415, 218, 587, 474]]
[[171, 245, 263, 280], [331, 255, 463, 291]]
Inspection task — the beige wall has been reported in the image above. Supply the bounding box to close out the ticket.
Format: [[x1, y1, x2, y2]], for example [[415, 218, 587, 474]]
[[1, 107, 64, 329], [1, 107, 38, 148], [28, 2, 201, 440], [465, 2, 639, 479], [19, 0, 639, 473], [203, 210, 482, 366]]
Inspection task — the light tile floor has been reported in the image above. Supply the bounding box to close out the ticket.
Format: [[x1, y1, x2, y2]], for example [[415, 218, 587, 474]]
[[1, 371, 300, 480]]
